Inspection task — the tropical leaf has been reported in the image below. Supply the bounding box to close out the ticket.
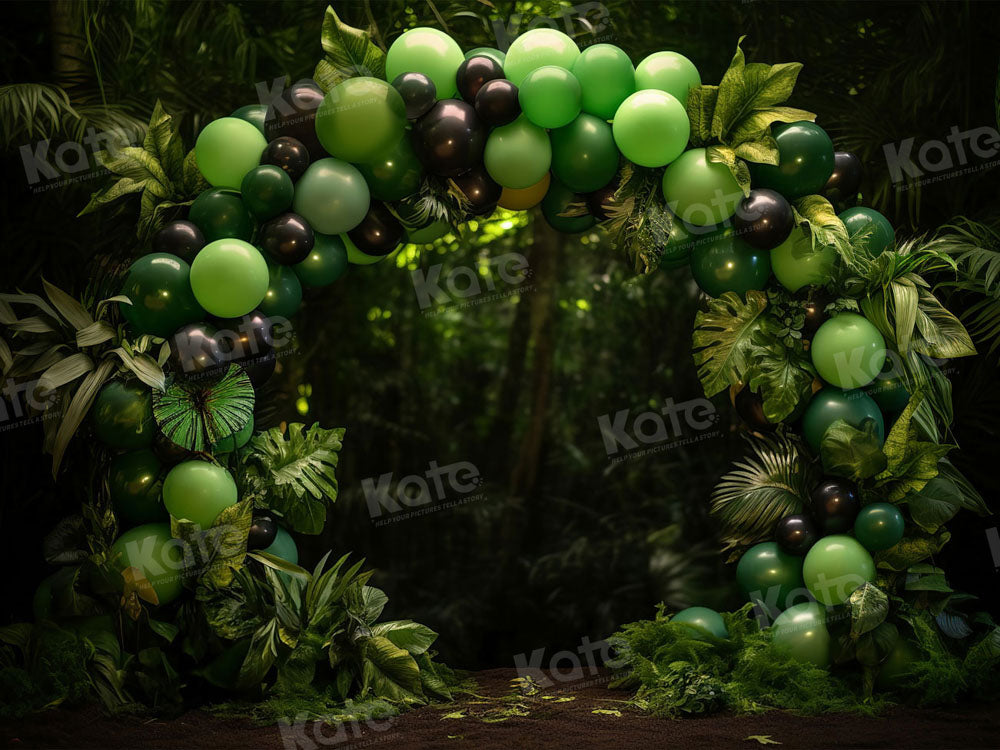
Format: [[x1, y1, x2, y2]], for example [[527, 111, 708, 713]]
[[152, 364, 254, 451], [685, 85, 718, 146], [875, 528, 951, 571], [849, 582, 888, 638], [692, 290, 769, 397], [905, 460, 990, 533], [370, 620, 438, 655], [706, 144, 751, 197], [911, 286, 976, 358], [51, 358, 116, 477], [792, 195, 851, 254], [314, 5, 386, 91], [875, 392, 954, 501], [745, 329, 815, 423], [819, 419, 888, 481], [360, 636, 424, 703], [603, 164, 673, 274]]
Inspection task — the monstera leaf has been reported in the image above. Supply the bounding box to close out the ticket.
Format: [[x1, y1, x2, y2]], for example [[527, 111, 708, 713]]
[[692, 290, 769, 397], [152, 364, 254, 451]]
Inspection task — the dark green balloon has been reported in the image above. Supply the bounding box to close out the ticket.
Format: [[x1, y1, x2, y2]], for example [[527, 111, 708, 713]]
[[189, 188, 254, 242], [258, 263, 302, 319], [109, 449, 167, 526], [356, 135, 424, 202], [660, 218, 699, 270], [118, 253, 203, 337], [854, 502, 905, 552], [839, 207, 894, 257], [736, 542, 806, 616], [801, 386, 885, 454], [550, 113, 619, 193], [240, 165, 294, 221], [749, 121, 834, 200], [92, 380, 155, 449], [866, 358, 910, 413], [231, 104, 268, 136], [541, 179, 595, 233], [689, 227, 771, 297], [293, 233, 349, 288]]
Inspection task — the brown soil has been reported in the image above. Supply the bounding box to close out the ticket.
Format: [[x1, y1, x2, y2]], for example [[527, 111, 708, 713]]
[[2, 668, 999, 750]]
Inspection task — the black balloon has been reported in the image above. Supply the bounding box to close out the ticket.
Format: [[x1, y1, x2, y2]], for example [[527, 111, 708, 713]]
[[260, 136, 310, 182], [456, 56, 505, 104], [264, 81, 327, 161], [802, 290, 831, 338], [774, 514, 819, 556], [735, 387, 776, 432], [168, 323, 225, 376], [152, 220, 205, 262], [733, 188, 794, 250], [392, 72, 437, 120], [453, 166, 502, 216], [810, 478, 861, 534], [347, 202, 404, 255], [412, 99, 487, 177], [823, 151, 863, 205], [260, 212, 314, 265], [209, 309, 275, 364], [587, 175, 620, 221], [248, 513, 278, 550], [474, 79, 520, 127]]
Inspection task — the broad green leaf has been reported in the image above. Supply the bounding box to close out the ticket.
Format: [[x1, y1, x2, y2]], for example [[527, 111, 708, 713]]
[[237, 619, 280, 688], [875, 528, 951, 571], [911, 286, 976, 358], [76, 320, 116, 347], [905, 461, 990, 532], [42, 278, 93, 330], [685, 85, 718, 146], [181, 149, 209, 197], [792, 195, 851, 253], [143, 100, 184, 183], [51, 358, 116, 476], [706, 145, 751, 196], [360, 636, 424, 703], [415, 651, 452, 700], [964, 626, 1000, 673], [849, 582, 888, 638], [36, 352, 94, 394], [855, 621, 898, 667], [370, 620, 438, 655], [692, 290, 769, 397], [246, 550, 312, 581], [153, 364, 254, 451], [734, 136, 780, 165], [353, 585, 389, 625], [316, 5, 386, 91], [109, 346, 165, 391], [905, 572, 952, 592], [746, 333, 815, 423], [727, 106, 816, 147], [819, 419, 888, 481]]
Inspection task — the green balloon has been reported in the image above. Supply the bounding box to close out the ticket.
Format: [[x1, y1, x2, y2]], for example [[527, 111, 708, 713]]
[[672, 606, 728, 639], [189, 188, 254, 242], [118, 252, 203, 337], [810, 312, 886, 389], [344, 233, 391, 265], [736, 542, 806, 616], [386, 27, 465, 99], [195, 117, 266, 189], [661, 148, 742, 226], [355, 134, 424, 201], [613, 90, 689, 168], [315, 77, 407, 164], [771, 602, 831, 667], [263, 525, 298, 564], [550, 113, 619, 193], [406, 219, 451, 244], [503, 28, 580, 87], [484, 115, 551, 189], [689, 227, 771, 297], [803, 534, 875, 606], [839, 207, 895, 257], [866, 358, 910, 413], [749, 121, 834, 200], [465, 47, 505, 69], [570, 43, 635, 120], [240, 165, 294, 221], [258, 263, 303, 319], [634, 51, 701, 106], [519, 65, 582, 129], [293, 158, 370, 235], [854, 503, 905, 552], [660, 218, 699, 269], [770, 229, 837, 292], [293, 233, 349, 287], [109, 523, 185, 605], [92, 380, 154, 450], [109, 449, 167, 526], [231, 104, 268, 136], [189, 239, 269, 318], [211, 416, 254, 454], [541, 179, 594, 234], [801, 386, 885, 454], [162, 460, 238, 529]]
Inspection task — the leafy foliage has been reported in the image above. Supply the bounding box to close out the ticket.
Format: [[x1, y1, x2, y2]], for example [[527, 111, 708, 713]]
[[602, 163, 673, 274], [152, 364, 255, 452], [314, 5, 386, 91], [692, 290, 769, 398]]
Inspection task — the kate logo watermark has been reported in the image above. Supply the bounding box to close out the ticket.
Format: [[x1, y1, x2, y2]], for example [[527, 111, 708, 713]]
[[598, 396, 720, 461], [513, 636, 626, 689], [884, 125, 1000, 190], [493, 2, 611, 50], [362, 460, 485, 524], [411, 252, 532, 313], [20, 124, 141, 190]]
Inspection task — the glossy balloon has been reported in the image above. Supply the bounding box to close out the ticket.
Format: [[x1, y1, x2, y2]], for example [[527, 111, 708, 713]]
[[163, 460, 238, 529], [733, 189, 794, 250], [356, 134, 424, 202], [475, 79, 521, 127], [771, 602, 831, 667], [661, 148, 741, 226], [634, 51, 701, 106], [810, 478, 861, 534], [774, 514, 819, 556], [802, 386, 885, 454], [189, 239, 270, 318], [452, 166, 502, 216], [412, 99, 487, 177], [503, 28, 580, 86], [824, 151, 863, 205], [292, 158, 370, 235], [168, 322, 225, 376], [736, 542, 806, 615], [571, 44, 635, 120], [484, 115, 551, 189], [659, 215, 698, 269], [803, 534, 875, 606], [316, 77, 407, 164], [248, 513, 278, 550], [386, 27, 465, 99], [195, 117, 266, 189], [119, 253, 203, 337], [811, 312, 886, 388], [735, 387, 775, 432], [258, 263, 303, 319], [854, 502, 906, 552], [499, 172, 551, 211], [866, 359, 910, 413], [550, 113, 619, 193], [260, 136, 310, 182], [240, 165, 294, 221], [210, 310, 275, 370], [464, 47, 505, 69], [457, 56, 505, 104], [689, 228, 771, 298], [839, 207, 895, 257], [613, 90, 689, 168], [347, 202, 405, 255], [152, 220, 205, 262], [518, 65, 582, 129], [344, 233, 390, 265], [264, 81, 327, 160], [392, 72, 438, 120], [293, 233, 349, 288], [231, 104, 268, 136], [405, 220, 451, 245], [189, 188, 253, 242], [260, 212, 314, 265], [109, 523, 184, 605], [749, 121, 834, 200], [672, 606, 728, 640], [109, 449, 166, 526], [210, 416, 254, 454], [770, 229, 837, 293], [802, 290, 832, 338], [541, 179, 594, 233], [263, 525, 298, 564]]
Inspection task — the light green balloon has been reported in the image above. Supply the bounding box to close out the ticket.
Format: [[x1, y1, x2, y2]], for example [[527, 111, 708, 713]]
[[194, 117, 267, 189], [406, 220, 451, 244], [189, 239, 269, 317], [293, 158, 370, 235], [109, 523, 185, 605], [484, 115, 552, 189], [386, 27, 465, 99], [810, 312, 887, 389], [518, 66, 581, 129], [803, 535, 876, 606], [612, 90, 688, 168], [315, 77, 406, 164], [503, 28, 581, 86], [571, 43, 635, 120], [771, 602, 831, 667], [673, 606, 728, 640], [344, 234, 389, 265], [465, 47, 505, 69], [634, 51, 702, 105], [162, 460, 238, 529], [661, 148, 741, 226], [770, 229, 837, 292]]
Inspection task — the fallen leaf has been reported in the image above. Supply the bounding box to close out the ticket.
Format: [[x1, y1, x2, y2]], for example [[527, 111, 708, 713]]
[[592, 709, 622, 717], [746, 736, 781, 745]]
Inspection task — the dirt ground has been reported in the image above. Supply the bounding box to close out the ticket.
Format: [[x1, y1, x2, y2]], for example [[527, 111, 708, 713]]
[[3, 668, 999, 750]]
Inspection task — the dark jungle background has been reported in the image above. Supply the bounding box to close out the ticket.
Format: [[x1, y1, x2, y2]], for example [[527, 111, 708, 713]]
[[1, 0, 999, 670]]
